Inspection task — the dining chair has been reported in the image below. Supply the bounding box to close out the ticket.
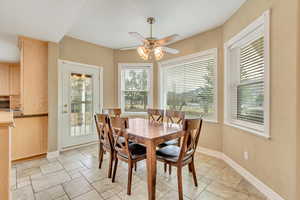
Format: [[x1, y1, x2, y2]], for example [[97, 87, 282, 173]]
[[160, 110, 186, 174], [166, 110, 185, 125], [94, 113, 115, 178], [156, 118, 203, 200], [109, 116, 147, 195], [102, 108, 122, 117], [147, 108, 164, 123]]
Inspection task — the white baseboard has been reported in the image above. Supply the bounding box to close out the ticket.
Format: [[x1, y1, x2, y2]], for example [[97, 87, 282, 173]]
[[60, 141, 99, 152], [197, 147, 285, 200], [197, 147, 223, 159], [47, 151, 60, 159]]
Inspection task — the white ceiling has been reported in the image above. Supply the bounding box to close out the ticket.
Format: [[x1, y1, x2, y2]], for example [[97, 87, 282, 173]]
[[0, 0, 87, 42], [0, 0, 246, 55], [68, 0, 246, 49]]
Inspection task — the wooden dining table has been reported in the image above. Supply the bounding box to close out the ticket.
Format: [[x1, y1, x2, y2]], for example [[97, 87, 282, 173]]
[[124, 118, 185, 200]]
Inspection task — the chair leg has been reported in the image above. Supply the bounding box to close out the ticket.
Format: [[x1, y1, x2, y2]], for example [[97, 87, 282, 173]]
[[112, 157, 118, 183], [98, 147, 104, 169], [108, 152, 114, 178], [188, 163, 193, 173], [177, 166, 183, 200], [169, 164, 172, 175], [191, 160, 198, 187], [134, 163, 137, 172], [164, 163, 167, 173], [127, 163, 133, 195]]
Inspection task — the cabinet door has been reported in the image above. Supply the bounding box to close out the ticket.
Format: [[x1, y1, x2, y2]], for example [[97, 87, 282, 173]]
[[20, 37, 48, 115], [9, 64, 20, 96], [0, 63, 10, 95], [11, 116, 48, 160]]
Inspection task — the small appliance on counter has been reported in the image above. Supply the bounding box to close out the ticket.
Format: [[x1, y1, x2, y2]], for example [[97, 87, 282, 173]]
[[0, 96, 10, 111]]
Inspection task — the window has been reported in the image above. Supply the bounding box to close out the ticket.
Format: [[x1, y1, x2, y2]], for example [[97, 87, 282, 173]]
[[224, 10, 270, 137], [118, 63, 153, 113], [159, 49, 218, 121]]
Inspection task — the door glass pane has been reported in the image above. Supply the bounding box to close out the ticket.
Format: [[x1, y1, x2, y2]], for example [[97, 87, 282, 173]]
[[70, 73, 93, 136]]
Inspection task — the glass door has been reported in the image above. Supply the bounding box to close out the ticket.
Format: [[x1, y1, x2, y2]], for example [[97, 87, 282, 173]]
[[61, 62, 101, 148]]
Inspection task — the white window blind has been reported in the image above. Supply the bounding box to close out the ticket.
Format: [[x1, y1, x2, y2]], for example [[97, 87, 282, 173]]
[[119, 64, 152, 113], [236, 37, 264, 124], [160, 49, 217, 121], [224, 10, 270, 137]]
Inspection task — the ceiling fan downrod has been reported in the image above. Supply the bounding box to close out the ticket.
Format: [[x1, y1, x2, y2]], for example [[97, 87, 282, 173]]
[[147, 17, 155, 38]]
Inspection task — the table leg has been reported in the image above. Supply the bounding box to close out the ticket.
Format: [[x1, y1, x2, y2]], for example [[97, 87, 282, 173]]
[[146, 141, 157, 200]]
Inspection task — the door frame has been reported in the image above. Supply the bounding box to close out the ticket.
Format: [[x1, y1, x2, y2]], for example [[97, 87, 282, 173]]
[[57, 59, 103, 151]]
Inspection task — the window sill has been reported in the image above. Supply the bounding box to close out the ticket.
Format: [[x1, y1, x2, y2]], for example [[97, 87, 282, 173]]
[[122, 112, 148, 118], [224, 122, 270, 139], [203, 119, 219, 124]]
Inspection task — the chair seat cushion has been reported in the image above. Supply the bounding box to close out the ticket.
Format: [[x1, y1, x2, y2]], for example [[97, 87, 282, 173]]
[[158, 139, 179, 148], [118, 143, 146, 160], [156, 145, 181, 162], [156, 145, 192, 163]]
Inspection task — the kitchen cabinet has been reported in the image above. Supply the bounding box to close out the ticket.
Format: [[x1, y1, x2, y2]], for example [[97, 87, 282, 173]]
[[12, 116, 48, 160], [19, 37, 48, 115], [9, 63, 20, 96], [0, 63, 10, 95]]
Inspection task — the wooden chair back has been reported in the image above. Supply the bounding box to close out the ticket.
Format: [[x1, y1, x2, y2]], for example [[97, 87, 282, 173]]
[[147, 108, 164, 123], [107, 117, 133, 160], [103, 108, 122, 117], [94, 113, 114, 152], [178, 118, 203, 162], [94, 113, 106, 138], [166, 110, 185, 125]]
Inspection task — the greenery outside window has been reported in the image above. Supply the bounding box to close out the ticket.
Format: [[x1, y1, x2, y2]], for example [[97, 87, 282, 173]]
[[118, 63, 153, 114], [159, 49, 218, 122]]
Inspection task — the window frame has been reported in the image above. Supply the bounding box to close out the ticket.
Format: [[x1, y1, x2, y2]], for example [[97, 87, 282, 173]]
[[118, 63, 153, 115], [158, 48, 218, 123], [224, 10, 270, 138]]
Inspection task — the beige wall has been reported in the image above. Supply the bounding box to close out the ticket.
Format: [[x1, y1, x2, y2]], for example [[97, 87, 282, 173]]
[[48, 42, 59, 151], [60, 36, 117, 107], [114, 27, 223, 151], [222, 0, 298, 199]]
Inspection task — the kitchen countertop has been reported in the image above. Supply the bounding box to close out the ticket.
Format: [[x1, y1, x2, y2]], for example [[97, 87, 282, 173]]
[[0, 111, 15, 127]]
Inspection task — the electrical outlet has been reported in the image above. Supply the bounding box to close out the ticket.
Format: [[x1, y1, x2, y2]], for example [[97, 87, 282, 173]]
[[244, 151, 249, 160]]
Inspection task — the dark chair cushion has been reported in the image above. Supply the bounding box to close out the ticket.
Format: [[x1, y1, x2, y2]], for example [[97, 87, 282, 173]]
[[158, 139, 179, 148], [156, 145, 193, 163], [156, 145, 180, 162], [118, 143, 146, 160]]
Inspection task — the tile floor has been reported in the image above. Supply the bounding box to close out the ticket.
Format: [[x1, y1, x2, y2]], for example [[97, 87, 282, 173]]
[[11, 144, 268, 200]]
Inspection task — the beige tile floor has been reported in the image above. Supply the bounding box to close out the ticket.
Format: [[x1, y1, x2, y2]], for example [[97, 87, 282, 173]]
[[11, 144, 268, 200]]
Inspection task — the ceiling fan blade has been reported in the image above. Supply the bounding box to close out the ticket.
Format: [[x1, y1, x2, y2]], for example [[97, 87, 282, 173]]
[[119, 45, 140, 50], [161, 46, 180, 54], [129, 32, 148, 44], [157, 34, 180, 45]]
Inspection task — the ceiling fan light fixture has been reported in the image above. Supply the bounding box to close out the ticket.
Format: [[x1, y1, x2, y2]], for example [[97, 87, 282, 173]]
[[125, 17, 179, 60], [154, 47, 164, 60], [137, 46, 149, 60]]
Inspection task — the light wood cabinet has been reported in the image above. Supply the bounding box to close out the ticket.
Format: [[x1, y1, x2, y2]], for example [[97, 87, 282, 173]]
[[19, 37, 48, 115], [0, 63, 10, 95], [12, 116, 48, 160], [0, 63, 20, 96], [9, 63, 20, 96]]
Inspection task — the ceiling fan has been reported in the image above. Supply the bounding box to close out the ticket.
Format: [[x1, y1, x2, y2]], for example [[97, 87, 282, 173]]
[[120, 17, 180, 60]]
